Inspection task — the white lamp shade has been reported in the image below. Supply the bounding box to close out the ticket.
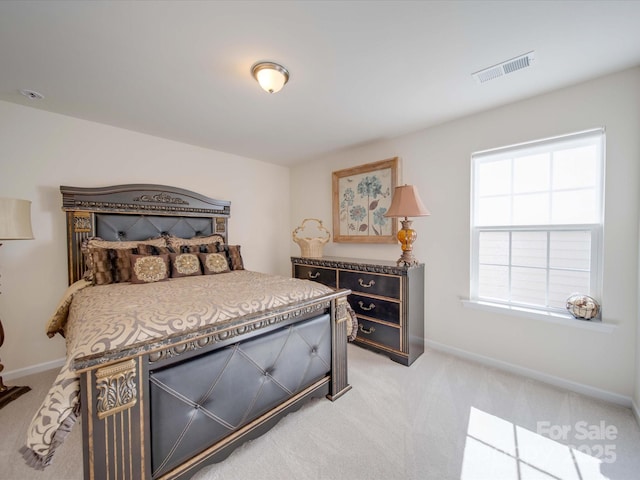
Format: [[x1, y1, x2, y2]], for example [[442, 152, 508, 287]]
[[256, 69, 286, 93], [0, 198, 34, 240], [385, 185, 431, 218], [251, 62, 289, 94]]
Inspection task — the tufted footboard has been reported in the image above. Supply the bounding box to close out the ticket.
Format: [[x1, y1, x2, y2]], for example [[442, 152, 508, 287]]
[[76, 291, 351, 480]]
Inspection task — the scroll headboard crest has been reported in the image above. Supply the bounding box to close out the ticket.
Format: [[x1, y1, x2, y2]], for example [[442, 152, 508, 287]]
[[61, 184, 230, 217], [133, 192, 189, 205]]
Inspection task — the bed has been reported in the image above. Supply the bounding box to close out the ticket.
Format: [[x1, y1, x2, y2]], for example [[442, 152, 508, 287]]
[[22, 184, 352, 480]]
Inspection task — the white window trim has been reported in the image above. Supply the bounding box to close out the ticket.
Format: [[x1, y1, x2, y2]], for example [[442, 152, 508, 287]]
[[460, 299, 616, 333], [469, 128, 606, 321]]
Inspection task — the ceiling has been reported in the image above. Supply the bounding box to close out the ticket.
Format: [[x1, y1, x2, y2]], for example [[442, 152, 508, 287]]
[[1, 1, 640, 167]]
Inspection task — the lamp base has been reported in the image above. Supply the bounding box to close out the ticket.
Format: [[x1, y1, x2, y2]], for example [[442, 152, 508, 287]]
[[0, 312, 31, 408], [396, 252, 419, 267], [395, 218, 420, 267], [0, 384, 31, 409]]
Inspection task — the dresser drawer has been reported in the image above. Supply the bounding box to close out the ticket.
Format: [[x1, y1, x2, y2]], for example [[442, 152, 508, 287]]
[[355, 318, 400, 351], [293, 265, 337, 288], [291, 256, 424, 366], [349, 293, 400, 325], [339, 271, 400, 299]]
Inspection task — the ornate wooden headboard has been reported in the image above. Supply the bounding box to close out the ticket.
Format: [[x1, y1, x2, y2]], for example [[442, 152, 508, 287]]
[[60, 184, 231, 285]]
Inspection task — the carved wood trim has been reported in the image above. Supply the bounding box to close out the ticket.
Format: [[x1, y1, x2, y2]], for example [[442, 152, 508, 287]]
[[328, 295, 352, 401], [72, 211, 92, 232], [133, 192, 189, 205], [96, 359, 137, 419], [148, 301, 331, 364], [291, 256, 421, 276], [61, 184, 231, 217]]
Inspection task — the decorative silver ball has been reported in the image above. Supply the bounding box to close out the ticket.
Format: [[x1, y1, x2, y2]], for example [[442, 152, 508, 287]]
[[566, 294, 600, 320]]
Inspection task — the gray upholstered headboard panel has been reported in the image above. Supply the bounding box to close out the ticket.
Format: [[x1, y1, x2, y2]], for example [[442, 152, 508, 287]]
[[60, 184, 231, 285], [95, 214, 214, 242]]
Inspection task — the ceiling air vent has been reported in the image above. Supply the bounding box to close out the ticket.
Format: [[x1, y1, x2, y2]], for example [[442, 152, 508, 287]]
[[472, 51, 536, 84]]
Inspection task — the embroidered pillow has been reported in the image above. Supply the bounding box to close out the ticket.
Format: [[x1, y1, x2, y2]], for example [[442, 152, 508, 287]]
[[130, 254, 170, 284], [169, 252, 202, 278], [199, 252, 230, 275]]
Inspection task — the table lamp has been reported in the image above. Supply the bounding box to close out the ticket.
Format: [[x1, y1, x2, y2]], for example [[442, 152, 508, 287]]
[[384, 185, 430, 266]]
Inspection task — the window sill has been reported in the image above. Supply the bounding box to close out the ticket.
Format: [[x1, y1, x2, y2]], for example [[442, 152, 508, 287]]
[[461, 299, 616, 333]]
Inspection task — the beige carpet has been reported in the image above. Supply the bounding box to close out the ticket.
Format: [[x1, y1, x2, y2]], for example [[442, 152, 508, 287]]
[[2, 344, 640, 480]]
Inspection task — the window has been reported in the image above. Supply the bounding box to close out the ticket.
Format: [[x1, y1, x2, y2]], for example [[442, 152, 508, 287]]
[[470, 129, 604, 316]]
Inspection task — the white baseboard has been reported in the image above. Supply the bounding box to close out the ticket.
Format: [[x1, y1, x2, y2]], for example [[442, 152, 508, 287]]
[[3, 357, 65, 381], [632, 400, 640, 427], [425, 339, 633, 408]]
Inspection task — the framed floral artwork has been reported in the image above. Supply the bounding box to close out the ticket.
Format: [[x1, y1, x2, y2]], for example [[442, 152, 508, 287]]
[[332, 157, 399, 243]]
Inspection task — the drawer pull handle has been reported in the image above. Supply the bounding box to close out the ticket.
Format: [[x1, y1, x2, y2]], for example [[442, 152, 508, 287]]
[[359, 324, 376, 335], [308, 272, 320, 279], [358, 278, 376, 288], [358, 301, 375, 311]]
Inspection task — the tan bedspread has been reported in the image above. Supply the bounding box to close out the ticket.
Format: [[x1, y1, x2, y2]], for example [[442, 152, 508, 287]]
[[23, 271, 335, 468]]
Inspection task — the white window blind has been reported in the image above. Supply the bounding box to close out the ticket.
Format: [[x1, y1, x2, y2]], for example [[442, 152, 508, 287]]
[[470, 129, 604, 314]]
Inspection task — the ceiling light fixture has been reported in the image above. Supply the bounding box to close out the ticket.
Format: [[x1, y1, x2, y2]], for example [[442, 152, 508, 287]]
[[251, 61, 289, 94]]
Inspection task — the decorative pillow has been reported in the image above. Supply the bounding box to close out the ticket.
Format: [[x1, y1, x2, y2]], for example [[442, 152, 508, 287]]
[[199, 252, 230, 275], [166, 234, 225, 253], [82, 236, 167, 251], [88, 248, 113, 285], [130, 254, 170, 284], [216, 244, 244, 270], [183, 243, 220, 254], [112, 248, 135, 283], [169, 252, 202, 278], [137, 243, 174, 255], [81, 236, 168, 283]]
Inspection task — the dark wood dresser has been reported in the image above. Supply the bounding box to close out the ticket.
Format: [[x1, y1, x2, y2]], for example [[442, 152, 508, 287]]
[[291, 256, 424, 366]]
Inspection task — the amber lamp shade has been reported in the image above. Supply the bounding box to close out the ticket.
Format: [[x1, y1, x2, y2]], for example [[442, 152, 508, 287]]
[[384, 185, 430, 266]]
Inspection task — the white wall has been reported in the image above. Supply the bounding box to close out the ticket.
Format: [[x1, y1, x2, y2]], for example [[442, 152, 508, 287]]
[[291, 67, 640, 399], [0, 100, 290, 374]]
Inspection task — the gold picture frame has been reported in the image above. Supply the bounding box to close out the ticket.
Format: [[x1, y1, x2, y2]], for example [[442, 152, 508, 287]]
[[332, 157, 399, 243]]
